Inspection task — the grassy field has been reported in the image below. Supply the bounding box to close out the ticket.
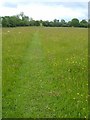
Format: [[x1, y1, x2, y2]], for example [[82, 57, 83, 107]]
[[2, 27, 88, 118], [0, 27, 2, 119]]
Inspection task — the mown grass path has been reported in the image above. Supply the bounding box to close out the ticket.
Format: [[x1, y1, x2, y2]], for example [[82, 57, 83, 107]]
[[3, 30, 59, 117], [13, 30, 56, 117], [2, 27, 88, 118]]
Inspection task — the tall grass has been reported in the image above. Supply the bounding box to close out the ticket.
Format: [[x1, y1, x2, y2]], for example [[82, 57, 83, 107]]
[[2, 27, 88, 118], [0, 27, 2, 119]]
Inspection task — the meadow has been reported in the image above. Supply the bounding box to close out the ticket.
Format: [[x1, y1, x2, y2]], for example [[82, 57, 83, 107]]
[[0, 27, 2, 119], [2, 27, 88, 118]]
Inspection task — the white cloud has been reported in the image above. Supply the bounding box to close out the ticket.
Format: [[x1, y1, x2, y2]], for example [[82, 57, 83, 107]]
[[1, 0, 89, 2], [0, 0, 88, 21]]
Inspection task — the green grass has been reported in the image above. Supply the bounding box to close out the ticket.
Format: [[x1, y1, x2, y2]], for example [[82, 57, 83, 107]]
[[0, 27, 2, 119], [2, 27, 88, 118]]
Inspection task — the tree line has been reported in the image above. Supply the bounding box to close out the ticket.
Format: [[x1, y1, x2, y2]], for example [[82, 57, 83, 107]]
[[1, 12, 89, 28]]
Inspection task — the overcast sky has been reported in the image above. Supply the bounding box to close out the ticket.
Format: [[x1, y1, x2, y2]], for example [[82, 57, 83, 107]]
[[0, 0, 88, 21]]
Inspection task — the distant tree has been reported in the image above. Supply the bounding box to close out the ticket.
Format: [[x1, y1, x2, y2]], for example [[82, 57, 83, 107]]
[[23, 16, 30, 26], [1, 12, 88, 28], [2, 16, 10, 27], [49, 21, 54, 27], [42, 20, 50, 27], [71, 18, 80, 27], [8, 16, 18, 27], [29, 19, 36, 26], [88, 19, 90, 28], [80, 19, 88, 28], [0, 18, 1, 27], [20, 12, 25, 20], [53, 19, 60, 27], [61, 19, 66, 27], [29, 17, 33, 21], [15, 16, 22, 26], [35, 20, 40, 26], [67, 21, 72, 27]]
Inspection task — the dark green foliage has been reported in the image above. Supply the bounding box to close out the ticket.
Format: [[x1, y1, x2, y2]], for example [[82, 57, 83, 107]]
[[67, 21, 72, 27], [1, 13, 88, 28], [2, 16, 10, 27], [61, 19, 67, 27], [88, 19, 90, 28], [53, 19, 60, 27], [80, 20, 88, 28], [71, 18, 80, 27], [42, 20, 50, 27], [35, 20, 40, 26]]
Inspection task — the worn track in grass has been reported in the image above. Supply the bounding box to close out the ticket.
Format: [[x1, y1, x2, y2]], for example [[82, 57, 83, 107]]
[[2, 27, 88, 118]]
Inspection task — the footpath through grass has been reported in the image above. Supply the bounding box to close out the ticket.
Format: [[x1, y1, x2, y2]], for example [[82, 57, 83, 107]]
[[2, 27, 88, 118]]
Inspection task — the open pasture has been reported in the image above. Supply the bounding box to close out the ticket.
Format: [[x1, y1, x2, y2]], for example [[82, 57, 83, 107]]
[[2, 27, 88, 118]]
